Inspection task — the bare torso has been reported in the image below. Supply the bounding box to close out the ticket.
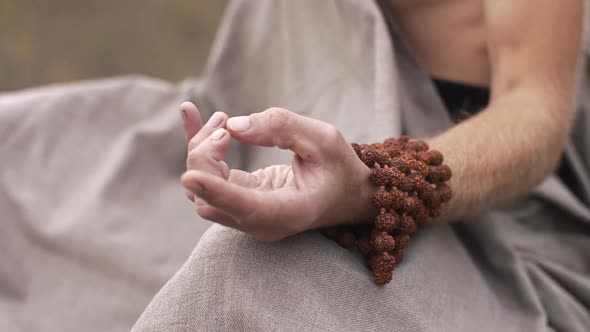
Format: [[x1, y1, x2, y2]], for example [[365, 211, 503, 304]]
[[388, 0, 490, 86]]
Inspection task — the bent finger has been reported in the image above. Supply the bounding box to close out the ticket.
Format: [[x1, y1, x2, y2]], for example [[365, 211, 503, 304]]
[[188, 111, 228, 152], [186, 128, 232, 177], [181, 170, 277, 224], [180, 101, 203, 145], [194, 201, 243, 230]]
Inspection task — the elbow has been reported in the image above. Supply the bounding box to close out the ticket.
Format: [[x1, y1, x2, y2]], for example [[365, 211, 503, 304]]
[[543, 149, 565, 180], [532, 132, 569, 186], [528, 95, 574, 185]]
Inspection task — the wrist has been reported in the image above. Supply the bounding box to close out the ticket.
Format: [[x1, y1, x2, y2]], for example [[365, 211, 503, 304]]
[[356, 165, 379, 223]]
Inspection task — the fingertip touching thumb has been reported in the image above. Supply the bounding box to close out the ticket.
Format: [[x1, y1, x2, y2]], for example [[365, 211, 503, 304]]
[[227, 116, 252, 132]]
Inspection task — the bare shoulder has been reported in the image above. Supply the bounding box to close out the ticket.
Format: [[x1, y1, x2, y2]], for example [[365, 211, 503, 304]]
[[387, 0, 491, 85], [484, 0, 584, 99]]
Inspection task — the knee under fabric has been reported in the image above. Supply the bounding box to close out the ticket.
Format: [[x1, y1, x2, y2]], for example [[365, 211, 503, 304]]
[[322, 137, 452, 285]]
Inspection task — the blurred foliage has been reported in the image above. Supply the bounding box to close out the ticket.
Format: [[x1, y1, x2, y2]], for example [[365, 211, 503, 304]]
[[0, 0, 227, 91]]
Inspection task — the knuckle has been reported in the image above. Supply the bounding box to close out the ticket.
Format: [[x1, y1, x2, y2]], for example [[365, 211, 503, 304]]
[[195, 205, 217, 221], [188, 128, 212, 151], [324, 124, 343, 141], [186, 150, 204, 167], [188, 131, 207, 150], [188, 137, 199, 151], [319, 124, 344, 149], [265, 107, 291, 133]]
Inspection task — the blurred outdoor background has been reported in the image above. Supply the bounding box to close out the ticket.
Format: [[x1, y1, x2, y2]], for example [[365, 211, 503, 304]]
[[0, 0, 227, 92]]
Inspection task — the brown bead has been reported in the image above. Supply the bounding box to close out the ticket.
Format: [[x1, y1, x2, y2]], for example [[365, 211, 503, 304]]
[[398, 136, 411, 143], [372, 186, 391, 209], [397, 215, 416, 234], [363, 149, 390, 167], [400, 151, 418, 164], [375, 209, 399, 232], [408, 139, 429, 152], [389, 189, 406, 210], [356, 236, 371, 255], [388, 169, 406, 188], [383, 137, 399, 146], [351, 143, 362, 157], [371, 232, 396, 252], [394, 234, 410, 249], [411, 174, 429, 192], [384, 138, 403, 152], [437, 182, 453, 203], [392, 250, 404, 264], [321, 227, 339, 239], [369, 251, 396, 271], [426, 166, 441, 183], [423, 190, 441, 209], [370, 228, 386, 241], [417, 151, 430, 163], [370, 165, 391, 186], [359, 150, 377, 167], [438, 165, 452, 181], [336, 231, 356, 249], [427, 165, 452, 183], [417, 182, 435, 199], [401, 196, 420, 214], [373, 187, 406, 210], [397, 175, 415, 192], [427, 150, 444, 166], [429, 206, 443, 219], [371, 251, 396, 285], [412, 160, 430, 177], [389, 157, 409, 174], [412, 201, 429, 226], [374, 271, 393, 285]]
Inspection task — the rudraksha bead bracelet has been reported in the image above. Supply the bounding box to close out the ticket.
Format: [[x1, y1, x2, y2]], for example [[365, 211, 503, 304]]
[[322, 137, 452, 285]]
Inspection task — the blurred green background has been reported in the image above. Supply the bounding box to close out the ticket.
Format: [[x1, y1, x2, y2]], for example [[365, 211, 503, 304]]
[[0, 0, 227, 91]]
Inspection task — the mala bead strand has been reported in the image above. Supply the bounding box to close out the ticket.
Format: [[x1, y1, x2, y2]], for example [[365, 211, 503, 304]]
[[324, 137, 453, 285]]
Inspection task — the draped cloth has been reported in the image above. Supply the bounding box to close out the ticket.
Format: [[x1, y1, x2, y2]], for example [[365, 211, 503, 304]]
[[1, 0, 589, 331]]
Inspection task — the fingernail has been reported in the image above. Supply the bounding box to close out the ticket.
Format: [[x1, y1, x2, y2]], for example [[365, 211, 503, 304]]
[[180, 109, 187, 122], [227, 116, 251, 131], [206, 112, 223, 128], [210, 128, 226, 141]]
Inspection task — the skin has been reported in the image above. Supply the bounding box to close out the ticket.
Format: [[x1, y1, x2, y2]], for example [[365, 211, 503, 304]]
[[387, 0, 491, 86], [181, 0, 583, 241], [181, 105, 375, 242]]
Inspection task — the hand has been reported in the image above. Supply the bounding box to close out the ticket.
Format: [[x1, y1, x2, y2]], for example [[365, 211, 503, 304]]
[[180, 103, 375, 242]]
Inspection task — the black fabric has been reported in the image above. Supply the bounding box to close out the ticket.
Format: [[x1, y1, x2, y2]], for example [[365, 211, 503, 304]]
[[432, 78, 490, 121]]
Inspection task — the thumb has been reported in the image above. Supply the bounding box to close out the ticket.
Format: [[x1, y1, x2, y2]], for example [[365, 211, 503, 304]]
[[226, 107, 342, 163]]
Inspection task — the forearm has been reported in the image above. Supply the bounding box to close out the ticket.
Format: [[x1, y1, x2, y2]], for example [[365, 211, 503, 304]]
[[429, 88, 574, 221]]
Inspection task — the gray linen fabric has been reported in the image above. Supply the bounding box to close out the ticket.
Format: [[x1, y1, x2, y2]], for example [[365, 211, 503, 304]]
[[1, 0, 589, 331], [0, 77, 215, 331]]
